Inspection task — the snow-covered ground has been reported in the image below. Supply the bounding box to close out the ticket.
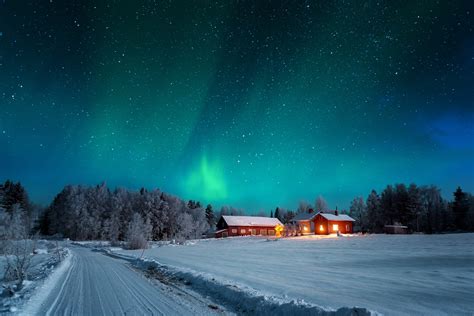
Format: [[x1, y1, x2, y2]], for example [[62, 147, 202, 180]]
[[0, 240, 67, 314], [116, 233, 474, 315]]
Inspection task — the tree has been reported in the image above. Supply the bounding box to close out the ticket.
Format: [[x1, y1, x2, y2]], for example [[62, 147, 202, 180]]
[[349, 197, 367, 231], [274, 207, 281, 221], [381, 185, 396, 225], [407, 184, 421, 231], [126, 213, 151, 249], [419, 186, 446, 233], [2, 204, 36, 290], [452, 187, 469, 230], [366, 190, 382, 232], [282, 210, 295, 224], [270, 210, 273, 218], [297, 200, 311, 214], [315, 196, 328, 212], [205, 204, 215, 228]]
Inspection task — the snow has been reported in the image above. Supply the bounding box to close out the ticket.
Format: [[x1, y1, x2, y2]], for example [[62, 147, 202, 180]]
[[319, 213, 355, 221], [21, 248, 72, 315], [24, 245, 227, 315], [222, 215, 282, 226], [0, 240, 67, 314], [116, 233, 474, 315]]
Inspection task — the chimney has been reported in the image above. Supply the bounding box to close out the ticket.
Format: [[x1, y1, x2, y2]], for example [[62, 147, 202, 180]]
[[335, 210, 339, 216], [308, 208, 314, 214]]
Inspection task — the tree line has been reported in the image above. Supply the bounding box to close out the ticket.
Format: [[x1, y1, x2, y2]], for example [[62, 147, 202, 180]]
[[38, 183, 212, 247], [2, 180, 474, 249], [348, 184, 474, 233]]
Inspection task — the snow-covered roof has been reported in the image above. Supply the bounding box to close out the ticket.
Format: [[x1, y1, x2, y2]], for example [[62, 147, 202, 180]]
[[319, 213, 355, 222], [222, 216, 282, 227], [292, 212, 317, 221]]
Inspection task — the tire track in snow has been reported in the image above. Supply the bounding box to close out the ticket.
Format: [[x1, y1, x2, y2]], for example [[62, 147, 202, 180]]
[[32, 245, 219, 316]]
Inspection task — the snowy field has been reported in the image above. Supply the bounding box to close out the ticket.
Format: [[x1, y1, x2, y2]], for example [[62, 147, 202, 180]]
[[116, 233, 474, 315]]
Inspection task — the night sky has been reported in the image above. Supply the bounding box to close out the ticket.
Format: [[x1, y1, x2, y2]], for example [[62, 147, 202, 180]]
[[1, 1, 473, 211]]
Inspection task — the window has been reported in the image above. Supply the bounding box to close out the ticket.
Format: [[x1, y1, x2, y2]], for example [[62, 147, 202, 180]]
[[346, 224, 349, 231], [261, 229, 267, 235], [241, 229, 246, 234], [231, 229, 237, 234], [332, 224, 339, 231], [251, 229, 257, 235], [319, 225, 324, 232], [268, 229, 275, 235]]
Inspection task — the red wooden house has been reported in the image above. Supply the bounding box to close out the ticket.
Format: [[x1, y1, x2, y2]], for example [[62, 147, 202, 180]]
[[215, 216, 283, 238], [292, 210, 355, 235], [314, 212, 355, 235]]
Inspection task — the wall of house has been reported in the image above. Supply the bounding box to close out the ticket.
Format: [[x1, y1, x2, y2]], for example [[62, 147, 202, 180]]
[[215, 226, 277, 238], [298, 220, 312, 234], [314, 215, 353, 234]]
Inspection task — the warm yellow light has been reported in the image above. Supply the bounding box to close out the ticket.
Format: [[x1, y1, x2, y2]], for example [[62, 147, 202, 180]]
[[303, 226, 308, 231], [333, 224, 339, 231], [319, 225, 324, 231], [275, 224, 283, 238]]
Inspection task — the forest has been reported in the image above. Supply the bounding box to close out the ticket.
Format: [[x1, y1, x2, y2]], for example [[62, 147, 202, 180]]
[[1, 180, 474, 250]]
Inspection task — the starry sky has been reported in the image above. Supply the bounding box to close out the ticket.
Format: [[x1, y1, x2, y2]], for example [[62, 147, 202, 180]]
[[1, 1, 473, 211]]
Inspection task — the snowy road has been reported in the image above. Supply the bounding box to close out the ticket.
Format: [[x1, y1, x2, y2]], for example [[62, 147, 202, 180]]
[[29, 246, 221, 316]]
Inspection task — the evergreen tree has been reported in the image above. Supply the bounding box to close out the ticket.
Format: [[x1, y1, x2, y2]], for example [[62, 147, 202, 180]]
[[453, 186, 469, 230], [274, 207, 282, 221], [270, 210, 273, 218], [349, 197, 367, 231], [407, 184, 421, 231], [205, 204, 215, 228], [366, 190, 382, 232]]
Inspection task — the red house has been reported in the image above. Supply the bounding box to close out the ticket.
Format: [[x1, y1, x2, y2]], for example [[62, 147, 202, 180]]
[[292, 210, 355, 235], [215, 216, 283, 238], [314, 212, 355, 235]]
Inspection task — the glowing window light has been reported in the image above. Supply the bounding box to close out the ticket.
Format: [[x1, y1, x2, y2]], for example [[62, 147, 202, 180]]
[[333, 224, 339, 231], [303, 226, 308, 231], [319, 225, 324, 231]]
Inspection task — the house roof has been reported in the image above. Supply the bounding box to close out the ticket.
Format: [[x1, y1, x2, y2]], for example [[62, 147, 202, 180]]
[[292, 212, 318, 221], [222, 216, 282, 227], [319, 213, 355, 222]]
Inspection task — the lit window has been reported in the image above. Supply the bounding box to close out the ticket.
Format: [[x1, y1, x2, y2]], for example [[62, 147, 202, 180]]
[[319, 225, 324, 231], [241, 229, 246, 234], [303, 226, 308, 231], [333, 224, 339, 231], [231, 229, 237, 233]]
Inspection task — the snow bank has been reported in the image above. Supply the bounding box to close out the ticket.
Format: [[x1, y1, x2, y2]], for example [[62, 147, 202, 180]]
[[116, 233, 474, 315], [21, 248, 72, 315], [106, 250, 372, 316]]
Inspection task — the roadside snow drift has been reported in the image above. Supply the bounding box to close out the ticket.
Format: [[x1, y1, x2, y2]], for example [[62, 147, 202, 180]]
[[116, 234, 474, 315]]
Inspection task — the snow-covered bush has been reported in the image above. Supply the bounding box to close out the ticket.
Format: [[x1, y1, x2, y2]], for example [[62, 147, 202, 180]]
[[125, 213, 151, 250]]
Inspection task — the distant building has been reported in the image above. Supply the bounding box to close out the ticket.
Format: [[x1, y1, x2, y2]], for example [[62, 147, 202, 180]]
[[292, 209, 355, 235], [291, 209, 318, 234], [215, 216, 283, 238], [384, 225, 409, 234]]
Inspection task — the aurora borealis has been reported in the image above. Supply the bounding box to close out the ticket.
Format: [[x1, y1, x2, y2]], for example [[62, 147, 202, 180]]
[[1, 1, 473, 211]]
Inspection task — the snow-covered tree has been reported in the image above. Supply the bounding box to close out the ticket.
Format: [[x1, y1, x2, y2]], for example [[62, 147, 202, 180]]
[[126, 213, 151, 249], [315, 196, 328, 212], [297, 200, 311, 214]]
